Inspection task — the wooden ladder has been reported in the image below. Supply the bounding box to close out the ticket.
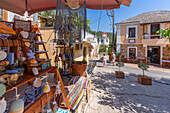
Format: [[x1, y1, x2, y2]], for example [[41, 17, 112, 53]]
[[33, 23, 50, 60]]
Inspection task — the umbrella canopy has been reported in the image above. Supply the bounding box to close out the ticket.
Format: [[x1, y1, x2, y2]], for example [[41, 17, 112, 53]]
[[0, 0, 132, 16], [0, 22, 16, 35]]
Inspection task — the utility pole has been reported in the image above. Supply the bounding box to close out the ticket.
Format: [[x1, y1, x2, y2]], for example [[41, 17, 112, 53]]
[[110, 9, 115, 52]]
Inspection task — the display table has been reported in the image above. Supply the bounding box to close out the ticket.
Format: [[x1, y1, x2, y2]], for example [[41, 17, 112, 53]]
[[162, 60, 170, 68], [137, 57, 146, 63], [124, 57, 130, 62]]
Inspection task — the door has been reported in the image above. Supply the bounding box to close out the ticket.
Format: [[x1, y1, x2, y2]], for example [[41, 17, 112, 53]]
[[147, 46, 160, 64], [129, 48, 136, 58]]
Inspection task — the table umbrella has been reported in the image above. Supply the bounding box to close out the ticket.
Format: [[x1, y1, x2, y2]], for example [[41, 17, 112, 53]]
[[0, 0, 132, 16], [0, 22, 16, 35]]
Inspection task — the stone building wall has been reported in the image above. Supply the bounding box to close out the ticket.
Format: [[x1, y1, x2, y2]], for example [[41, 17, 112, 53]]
[[121, 44, 145, 57], [163, 44, 170, 60]]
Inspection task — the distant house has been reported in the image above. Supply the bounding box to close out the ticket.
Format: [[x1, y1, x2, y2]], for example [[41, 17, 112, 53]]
[[116, 10, 170, 65]]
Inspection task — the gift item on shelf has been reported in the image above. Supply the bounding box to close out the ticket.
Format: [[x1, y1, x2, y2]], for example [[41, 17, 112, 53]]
[[33, 77, 42, 88], [26, 50, 35, 59], [20, 31, 29, 39], [0, 98, 7, 113], [16, 49, 21, 59], [55, 81, 61, 95], [42, 63, 48, 70], [0, 50, 7, 60], [25, 87, 38, 102], [0, 83, 6, 96], [30, 59, 37, 64], [9, 87, 24, 113], [6, 53, 14, 65], [7, 73, 19, 85], [32, 67, 39, 76], [43, 82, 50, 93]]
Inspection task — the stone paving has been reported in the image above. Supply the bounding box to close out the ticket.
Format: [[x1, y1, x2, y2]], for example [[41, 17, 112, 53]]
[[85, 61, 170, 113]]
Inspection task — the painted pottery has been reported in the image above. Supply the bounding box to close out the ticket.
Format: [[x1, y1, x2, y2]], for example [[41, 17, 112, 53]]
[[0, 84, 6, 96], [0, 98, 7, 113], [43, 82, 50, 93], [30, 59, 37, 64], [32, 67, 39, 76], [6, 53, 14, 65], [0, 51, 7, 60], [33, 78, 42, 88], [8, 99, 24, 113]]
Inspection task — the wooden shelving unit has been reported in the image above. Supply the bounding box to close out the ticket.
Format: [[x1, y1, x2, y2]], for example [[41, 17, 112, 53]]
[[6, 67, 55, 93]]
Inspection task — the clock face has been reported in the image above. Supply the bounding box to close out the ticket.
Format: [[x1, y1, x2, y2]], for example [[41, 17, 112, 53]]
[[0, 51, 7, 61]]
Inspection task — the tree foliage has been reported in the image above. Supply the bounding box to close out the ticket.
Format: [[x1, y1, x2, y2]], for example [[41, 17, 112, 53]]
[[116, 61, 124, 71], [156, 27, 170, 41], [138, 61, 149, 76]]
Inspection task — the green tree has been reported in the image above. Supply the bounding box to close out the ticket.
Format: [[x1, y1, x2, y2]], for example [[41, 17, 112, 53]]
[[138, 61, 149, 76], [156, 27, 170, 41], [116, 61, 124, 71]]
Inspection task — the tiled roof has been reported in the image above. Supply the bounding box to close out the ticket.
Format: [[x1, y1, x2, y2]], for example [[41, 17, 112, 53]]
[[117, 10, 170, 24]]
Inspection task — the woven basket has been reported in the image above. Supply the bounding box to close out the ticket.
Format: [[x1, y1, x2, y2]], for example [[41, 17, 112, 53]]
[[71, 62, 87, 76]]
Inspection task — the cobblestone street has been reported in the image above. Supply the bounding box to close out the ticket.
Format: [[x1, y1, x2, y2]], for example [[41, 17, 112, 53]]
[[86, 61, 170, 113]]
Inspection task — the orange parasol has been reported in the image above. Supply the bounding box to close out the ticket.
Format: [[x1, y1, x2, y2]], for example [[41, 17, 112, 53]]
[[0, 22, 16, 35]]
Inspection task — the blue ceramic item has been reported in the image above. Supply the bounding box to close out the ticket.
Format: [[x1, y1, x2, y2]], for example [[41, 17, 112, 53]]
[[6, 53, 14, 65]]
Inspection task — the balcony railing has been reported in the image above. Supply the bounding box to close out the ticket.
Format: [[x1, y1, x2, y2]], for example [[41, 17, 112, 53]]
[[142, 35, 170, 45]]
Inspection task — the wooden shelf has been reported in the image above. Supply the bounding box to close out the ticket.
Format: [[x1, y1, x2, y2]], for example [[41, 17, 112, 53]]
[[35, 42, 46, 45], [24, 87, 55, 113], [35, 51, 48, 54], [6, 67, 56, 93]]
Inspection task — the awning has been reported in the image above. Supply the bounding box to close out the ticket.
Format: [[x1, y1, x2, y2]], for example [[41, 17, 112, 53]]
[[0, 0, 132, 16]]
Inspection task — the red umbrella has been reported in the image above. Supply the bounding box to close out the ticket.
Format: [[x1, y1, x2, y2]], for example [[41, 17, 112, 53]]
[[0, 0, 132, 16]]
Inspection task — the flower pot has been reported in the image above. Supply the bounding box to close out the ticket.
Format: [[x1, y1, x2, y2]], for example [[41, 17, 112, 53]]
[[115, 71, 124, 79], [116, 57, 119, 61], [71, 62, 87, 76], [138, 75, 152, 85]]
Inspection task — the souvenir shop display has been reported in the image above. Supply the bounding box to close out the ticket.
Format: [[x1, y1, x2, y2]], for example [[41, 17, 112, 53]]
[[0, 0, 91, 111]]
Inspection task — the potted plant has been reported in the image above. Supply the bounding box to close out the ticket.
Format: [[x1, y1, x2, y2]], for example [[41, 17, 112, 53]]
[[115, 61, 125, 79], [71, 59, 87, 76], [116, 53, 121, 61], [138, 61, 152, 85]]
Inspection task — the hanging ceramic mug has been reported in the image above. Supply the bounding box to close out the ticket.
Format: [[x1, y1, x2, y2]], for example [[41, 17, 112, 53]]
[[43, 82, 50, 93]]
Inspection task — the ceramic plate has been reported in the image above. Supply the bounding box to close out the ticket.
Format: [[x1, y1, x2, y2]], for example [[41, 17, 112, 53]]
[[0, 84, 6, 96], [0, 51, 7, 61]]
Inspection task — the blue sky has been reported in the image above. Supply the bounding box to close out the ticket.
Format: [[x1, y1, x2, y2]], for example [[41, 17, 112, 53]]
[[87, 0, 170, 32]]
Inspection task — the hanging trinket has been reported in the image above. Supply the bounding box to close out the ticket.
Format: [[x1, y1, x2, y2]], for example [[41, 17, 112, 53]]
[[0, 98, 7, 113], [9, 87, 24, 113], [16, 48, 21, 59], [26, 50, 35, 59], [61, 54, 65, 61], [55, 81, 61, 95], [32, 67, 39, 76], [20, 31, 29, 39]]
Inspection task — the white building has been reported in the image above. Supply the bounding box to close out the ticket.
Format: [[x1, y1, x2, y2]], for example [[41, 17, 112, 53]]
[[99, 37, 109, 46]]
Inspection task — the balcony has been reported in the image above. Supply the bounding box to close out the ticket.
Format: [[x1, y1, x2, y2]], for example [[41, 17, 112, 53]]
[[142, 35, 170, 45]]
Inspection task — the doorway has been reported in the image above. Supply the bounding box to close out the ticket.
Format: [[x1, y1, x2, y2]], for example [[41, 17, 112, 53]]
[[147, 46, 160, 64], [83, 47, 86, 60]]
